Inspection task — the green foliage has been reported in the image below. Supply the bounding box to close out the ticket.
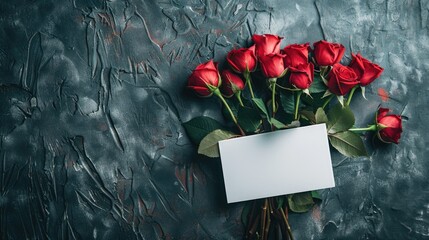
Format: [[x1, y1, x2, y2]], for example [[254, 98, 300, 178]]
[[328, 131, 368, 157], [288, 192, 314, 213], [327, 104, 355, 134], [183, 116, 224, 145], [237, 106, 262, 133], [309, 74, 327, 94], [198, 129, 237, 158]]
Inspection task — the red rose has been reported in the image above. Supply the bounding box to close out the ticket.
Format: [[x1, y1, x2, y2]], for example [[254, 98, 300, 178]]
[[283, 43, 310, 68], [327, 63, 359, 95], [252, 34, 283, 58], [227, 45, 257, 73], [259, 53, 287, 78], [349, 53, 384, 86], [313, 40, 345, 66], [220, 69, 245, 97], [289, 63, 314, 90], [376, 108, 402, 144], [187, 60, 221, 97]]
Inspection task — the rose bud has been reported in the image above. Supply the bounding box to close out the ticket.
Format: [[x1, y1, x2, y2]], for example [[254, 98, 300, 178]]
[[227, 45, 257, 73], [283, 43, 310, 68], [327, 63, 359, 95], [349, 53, 384, 86], [376, 108, 402, 144], [252, 34, 283, 58], [187, 60, 221, 97], [313, 40, 345, 66], [289, 62, 314, 90], [259, 53, 287, 78], [220, 69, 245, 98]]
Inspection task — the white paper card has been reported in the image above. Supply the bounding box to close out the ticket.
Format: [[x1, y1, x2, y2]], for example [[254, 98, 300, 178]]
[[218, 124, 335, 203]]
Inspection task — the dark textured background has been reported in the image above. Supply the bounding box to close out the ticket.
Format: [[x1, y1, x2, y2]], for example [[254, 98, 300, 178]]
[[0, 0, 427, 239]]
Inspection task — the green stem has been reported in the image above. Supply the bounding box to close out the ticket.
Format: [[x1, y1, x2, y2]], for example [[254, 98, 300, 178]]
[[214, 89, 245, 135], [349, 125, 377, 133], [235, 92, 244, 107], [294, 91, 302, 120], [244, 71, 255, 99], [270, 78, 277, 117], [322, 95, 334, 109], [346, 86, 359, 106]]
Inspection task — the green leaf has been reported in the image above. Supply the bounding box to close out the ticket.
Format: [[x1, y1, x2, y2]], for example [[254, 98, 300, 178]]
[[271, 118, 287, 129], [183, 116, 224, 145], [280, 92, 295, 114], [329, 131, 368, 157], [311, 191, 322, 201], [252, 98, 269, 119], [327, 104, 355, 134], [237, 106, 262, 133], [288, 192, 314, 213], [300, 110, 316, 123], [198, 129, 237, 158], [309, 74, 327, 93], [276, 196, 286, 209], [315, 108, 328, 124]]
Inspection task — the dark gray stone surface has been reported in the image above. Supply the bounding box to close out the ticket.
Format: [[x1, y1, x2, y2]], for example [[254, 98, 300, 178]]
[[0, 0, 426, 239]]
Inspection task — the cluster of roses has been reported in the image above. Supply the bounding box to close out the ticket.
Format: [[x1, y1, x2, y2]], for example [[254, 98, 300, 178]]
[[187, 34, 402, 144]]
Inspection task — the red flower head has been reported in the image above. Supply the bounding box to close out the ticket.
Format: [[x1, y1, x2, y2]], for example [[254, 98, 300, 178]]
[[349, 53, 384, 86], [227, 45, 257, 73], [376, 108, 403, 144], [187, 60, 221, 97], [220, 69, 245, 98], [259, 53, 287, 78], [327, 63, 359, 95], [283, 43, 310, 68], [289, 62, 314, 90], [313, 40, 345, 66], [252, 34, 283, 58]]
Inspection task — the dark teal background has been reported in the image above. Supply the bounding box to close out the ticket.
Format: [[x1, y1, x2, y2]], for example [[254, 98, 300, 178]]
[[0, 0, 426, 239]]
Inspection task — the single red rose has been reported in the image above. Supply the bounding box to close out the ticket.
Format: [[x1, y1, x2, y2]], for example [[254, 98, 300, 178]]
[[220, 69, 245, 98], [376, 108, 402, 144], [252, 34, 283, 58], [313, 40, 345, 66], [327, 63, 359, 95], [227, 45, 257, 73], [283, 43, 310, 68], [289, 62, 314, 90], [349, 53, 384, 86], [187, 60, 221, 97], [259, 53, 287, 78]]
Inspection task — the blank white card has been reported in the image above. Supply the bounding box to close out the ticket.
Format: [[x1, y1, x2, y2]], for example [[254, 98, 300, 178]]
[[218, 124, 335, 203]]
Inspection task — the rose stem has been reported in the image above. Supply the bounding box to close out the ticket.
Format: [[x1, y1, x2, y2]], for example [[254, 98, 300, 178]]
[[214, 89, 245, 135], [244, 71, 255, 99], [235, 92, 244, 107], [263, 200, 272, 240], [270, 78, 277, 119], [345, 85, 359, 106], [322, 95, 334, 109], [349, 125, 377, 133], [248, 214, 260, 238], [280, 207, 294, 240], [260, 198, 268, 239], [294, 91, 303, 120]]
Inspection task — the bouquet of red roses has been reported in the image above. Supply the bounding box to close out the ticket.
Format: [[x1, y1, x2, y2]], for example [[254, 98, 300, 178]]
[[184, 34, 403, 239]]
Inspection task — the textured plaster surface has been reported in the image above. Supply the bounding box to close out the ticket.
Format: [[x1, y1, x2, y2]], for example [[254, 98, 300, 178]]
[[0, 0, 427, 239]]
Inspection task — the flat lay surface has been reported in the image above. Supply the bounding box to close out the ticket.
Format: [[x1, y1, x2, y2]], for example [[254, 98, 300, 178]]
[[0, 0, 427, 239]]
